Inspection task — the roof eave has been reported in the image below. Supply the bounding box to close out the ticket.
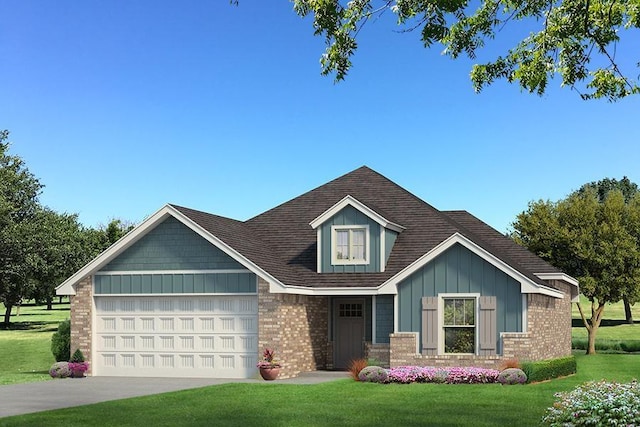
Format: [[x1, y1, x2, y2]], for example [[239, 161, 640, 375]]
[[309, 195, 404, 232]]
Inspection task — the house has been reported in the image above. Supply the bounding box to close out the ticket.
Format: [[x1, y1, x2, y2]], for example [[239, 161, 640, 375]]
[[56, 166, 579, 379]]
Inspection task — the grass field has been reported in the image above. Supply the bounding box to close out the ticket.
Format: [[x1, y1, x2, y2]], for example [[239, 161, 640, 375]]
[[571, 294, 639, 342], [0, 301, 70, 385], [1, 353, 638, 427]]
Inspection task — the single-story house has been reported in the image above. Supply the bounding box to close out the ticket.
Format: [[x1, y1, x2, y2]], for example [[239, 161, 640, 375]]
[[57, 166, 579, 379]]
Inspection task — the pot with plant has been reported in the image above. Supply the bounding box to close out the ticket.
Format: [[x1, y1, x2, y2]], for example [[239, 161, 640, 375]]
[[69, 349, 89, 378], [257, 348, 281, 380]]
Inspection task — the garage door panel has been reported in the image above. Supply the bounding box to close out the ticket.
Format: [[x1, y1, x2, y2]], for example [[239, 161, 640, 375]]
[[94, 296, 258, 378]]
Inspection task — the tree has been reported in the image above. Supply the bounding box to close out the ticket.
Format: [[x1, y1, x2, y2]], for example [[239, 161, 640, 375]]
[[0, 130, 43, 326], [512, 189, 640, 354], [28, 208, 91, 310], [576, 177, 640, 323], [290, 0, 640, 101]]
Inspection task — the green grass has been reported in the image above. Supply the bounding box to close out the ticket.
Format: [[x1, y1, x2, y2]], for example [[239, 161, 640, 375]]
[[571, 295, 639, 343], [1, 353, 638, 427], [0, 302, 70, 385]]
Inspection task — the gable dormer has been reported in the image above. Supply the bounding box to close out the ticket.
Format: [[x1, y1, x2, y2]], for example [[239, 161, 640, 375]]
[[310, 195, 404, 273]]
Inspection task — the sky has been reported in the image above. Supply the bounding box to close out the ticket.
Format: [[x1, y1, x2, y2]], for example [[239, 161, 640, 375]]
[[1, 1, 638, 234]]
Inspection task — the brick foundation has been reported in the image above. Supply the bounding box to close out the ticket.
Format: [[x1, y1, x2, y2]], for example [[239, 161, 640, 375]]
[[70, 276, 93, 375], [258, 279, 329, 379]]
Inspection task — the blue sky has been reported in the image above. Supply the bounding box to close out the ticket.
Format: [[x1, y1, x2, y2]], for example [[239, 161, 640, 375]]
[[2, 1, 638, 233]]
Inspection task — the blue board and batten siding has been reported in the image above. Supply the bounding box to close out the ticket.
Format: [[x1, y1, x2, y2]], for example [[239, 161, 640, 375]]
[[319, 206, 382, 273], [375, 295, 394, 343], [95, 217, 256, 294], [397, 243, 522, 353]]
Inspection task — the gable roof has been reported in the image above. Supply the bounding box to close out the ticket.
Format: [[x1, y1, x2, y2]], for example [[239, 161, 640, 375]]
[[57, 166, 577, 298]]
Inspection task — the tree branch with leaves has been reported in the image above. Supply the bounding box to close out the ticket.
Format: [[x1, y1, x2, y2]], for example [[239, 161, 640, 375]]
[[291, 0, 640, 101]]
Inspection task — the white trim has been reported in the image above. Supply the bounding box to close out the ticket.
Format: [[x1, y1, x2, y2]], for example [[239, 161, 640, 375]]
[[438, 293, 480, 356], [522, 294, 528, 332], [56, 204, 287, 296], [94, 269, 252, 276], [331, 225, 370, 265], [93, 292, 259, 297], [316, 228, 322, 273], [378, 233, 565, 299], [380, 227, 385, 273], [309, 195, 405, 232], [393, 294, 399, 333], [372, 295, 377, 344], [534, 272, 579, 287], [268, 284, 382, 296]]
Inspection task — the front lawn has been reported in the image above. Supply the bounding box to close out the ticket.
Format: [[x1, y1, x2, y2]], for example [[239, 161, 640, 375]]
[[1, 353, 638, 427], [0, 302, 70, 385]]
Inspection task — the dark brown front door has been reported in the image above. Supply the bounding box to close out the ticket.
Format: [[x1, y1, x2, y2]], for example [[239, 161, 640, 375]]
[[334, 299, 365, 369]]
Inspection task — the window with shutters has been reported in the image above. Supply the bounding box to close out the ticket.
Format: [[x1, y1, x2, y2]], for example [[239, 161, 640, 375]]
[[331, 225, 369, 265], [422, 294, 496, 356], [442, 297, 476, 354]]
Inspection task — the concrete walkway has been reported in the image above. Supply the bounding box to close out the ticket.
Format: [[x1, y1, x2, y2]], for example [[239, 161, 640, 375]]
[[0, 371, 349, 418]]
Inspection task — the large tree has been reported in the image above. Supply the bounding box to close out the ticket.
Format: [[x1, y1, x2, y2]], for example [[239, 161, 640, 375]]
[[290, 0, 640, 101], [512, 189, 640, 354], [0, 131, 43, 326], [28, 208, 91, 310], [576, 177, 640, 323]]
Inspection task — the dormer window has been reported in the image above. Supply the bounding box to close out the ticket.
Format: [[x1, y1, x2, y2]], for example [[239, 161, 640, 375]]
[[332, 225, 370, 265]]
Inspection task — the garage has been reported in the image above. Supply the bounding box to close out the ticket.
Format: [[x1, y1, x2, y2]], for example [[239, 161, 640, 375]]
[[93, 295, 258, 378]]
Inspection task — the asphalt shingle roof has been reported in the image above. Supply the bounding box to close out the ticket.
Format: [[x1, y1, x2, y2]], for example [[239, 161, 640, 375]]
[[171, 166, 562, 289]]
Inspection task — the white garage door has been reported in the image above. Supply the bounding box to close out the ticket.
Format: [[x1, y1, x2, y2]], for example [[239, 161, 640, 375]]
[[93, 295, 258, 378]]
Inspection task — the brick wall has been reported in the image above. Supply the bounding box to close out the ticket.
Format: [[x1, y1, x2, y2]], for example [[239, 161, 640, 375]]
[[525, 281, 573, 360], [390, 333, 503, 369], [70, 276, 93, 374], [258, 279, 329, 379]]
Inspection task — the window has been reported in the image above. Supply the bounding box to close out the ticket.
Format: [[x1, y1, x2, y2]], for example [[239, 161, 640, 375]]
[[339, 303, 363, 318], [331, 225, 369, 265], [442, 297, 476, 354]]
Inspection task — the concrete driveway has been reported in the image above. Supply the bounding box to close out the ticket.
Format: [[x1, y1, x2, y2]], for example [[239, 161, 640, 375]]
[[0, 371, 348, 418]]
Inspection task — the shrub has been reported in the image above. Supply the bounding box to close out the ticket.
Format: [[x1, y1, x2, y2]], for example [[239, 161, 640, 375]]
[[70, 348, 85, 363], [498, 358, 521, 370], [542, 380, 640, 426], [49, 362, 71, 378], [497, 368, 527, 385], [348, 358, 369, 381], [521, 356, 576, 383], [51, 320, 71, 362], [572, 338, 640, 353], [358, 366, 388, 383]]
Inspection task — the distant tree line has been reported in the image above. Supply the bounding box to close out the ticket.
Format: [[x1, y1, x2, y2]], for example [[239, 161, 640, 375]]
[[0, 130, 133, 326]]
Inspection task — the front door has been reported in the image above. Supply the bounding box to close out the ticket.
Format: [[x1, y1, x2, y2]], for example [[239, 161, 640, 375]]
[[334, 299, 365, 369]]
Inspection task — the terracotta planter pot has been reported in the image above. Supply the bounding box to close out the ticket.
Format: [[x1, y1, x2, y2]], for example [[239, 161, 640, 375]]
[[259, 367, 280, 381]]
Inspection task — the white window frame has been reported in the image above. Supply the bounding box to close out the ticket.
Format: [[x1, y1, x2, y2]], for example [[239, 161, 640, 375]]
[[331, 225, 370, 265], [438, 293, 479, 355]]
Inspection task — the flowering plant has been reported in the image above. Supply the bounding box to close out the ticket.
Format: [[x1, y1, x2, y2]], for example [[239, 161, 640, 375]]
[[257, 348, 281, 369], [386, 366, 500, 384], [542, 380, 640, 426], [68, 362, 89, 373], [49, 362, 72, 378]]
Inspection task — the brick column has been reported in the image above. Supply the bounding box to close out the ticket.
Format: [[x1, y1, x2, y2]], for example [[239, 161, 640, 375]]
[[70, 276, 92, 374]]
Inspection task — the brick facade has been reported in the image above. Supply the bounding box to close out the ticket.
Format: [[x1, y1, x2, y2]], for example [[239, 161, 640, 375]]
[[257, 279, 329, 379], [388, 281, 574, 368], [70, 276, 93, 374]]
